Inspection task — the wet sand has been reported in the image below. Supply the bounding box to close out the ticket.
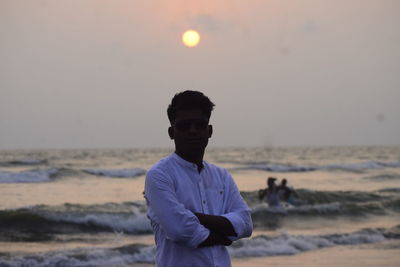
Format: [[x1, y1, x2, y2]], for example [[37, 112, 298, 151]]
[[234, 240, 400, 267]]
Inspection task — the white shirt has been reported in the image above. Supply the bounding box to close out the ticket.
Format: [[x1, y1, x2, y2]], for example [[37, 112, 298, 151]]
[[144, 153, 253, 267]]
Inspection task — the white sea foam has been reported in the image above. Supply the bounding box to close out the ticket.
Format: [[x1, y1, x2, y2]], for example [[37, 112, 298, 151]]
[[252, 202, 341, 214], [323, 161, 384, 171], [287, 202, 341, 213], [248, 161, 400, 172], [252, 203, 288, 214], [0, 168, 58, 183], [83, 168, 146, 178], [383, 162, 400, 168], [42, 207, 152, 233], [228, 230, 385, 258], [0, 230, 389, 266], [129, 246, 156, 263], [0, 245, 156, 267], [250, 163, 316, 172]]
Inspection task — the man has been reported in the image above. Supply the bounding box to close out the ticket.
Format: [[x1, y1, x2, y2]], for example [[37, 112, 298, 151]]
[[144, 90, 253, 267], [258, 177, 288, 215], [258, 177, 282, 208], [277, 178, 291, 201], [277, 178, 300, 205]]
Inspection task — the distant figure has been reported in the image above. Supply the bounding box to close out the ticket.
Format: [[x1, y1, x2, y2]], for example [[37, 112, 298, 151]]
[[277, 178, 291, 201], [277, 178, 299, 205], [258, 177, 282, 209]]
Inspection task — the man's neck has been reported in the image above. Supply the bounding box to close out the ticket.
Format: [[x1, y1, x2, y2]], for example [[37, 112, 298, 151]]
[[175, 150, 204, 171]]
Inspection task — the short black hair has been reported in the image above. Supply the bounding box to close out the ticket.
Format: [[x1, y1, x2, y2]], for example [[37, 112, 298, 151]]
[[167, 90, 215, 124]]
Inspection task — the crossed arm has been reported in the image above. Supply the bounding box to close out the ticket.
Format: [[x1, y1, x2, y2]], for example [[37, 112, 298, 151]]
[[194, 212, 237, 247], [145, 169, 252, 248]]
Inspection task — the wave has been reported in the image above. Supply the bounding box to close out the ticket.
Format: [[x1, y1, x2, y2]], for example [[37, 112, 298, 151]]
[[364, 174, 400, 181], [242, 189, 389, 207], [244, 163, 317, 172], [83, 168, 146, 178], [1, 227, 399, 266], [0, 168, 58, 183], [291, 189, 386, 205], [378, 188, 400, 193], [228, 227, 395, 258], [0, 202, 152, 241], [42, 208, 151, 234], [0, 159, 47, 166], [2, 191, 399, 242], [0, 167, 146, 183], [0, 244, 155, 267], [244, 161, 400, 173], [252, 202, 341, 215], [250, 201, 394, 229], [242, 189, 400, 228]]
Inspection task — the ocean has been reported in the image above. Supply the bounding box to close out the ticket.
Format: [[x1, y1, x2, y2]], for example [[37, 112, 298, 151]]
[[0, 146, 399, 266]]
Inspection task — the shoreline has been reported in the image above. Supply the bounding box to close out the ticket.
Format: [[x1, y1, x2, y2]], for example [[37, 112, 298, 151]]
[[128, 240, 400, 267]]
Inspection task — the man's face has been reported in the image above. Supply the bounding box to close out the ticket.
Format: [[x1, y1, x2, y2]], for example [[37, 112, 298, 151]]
[[169, 109, 212, 156]]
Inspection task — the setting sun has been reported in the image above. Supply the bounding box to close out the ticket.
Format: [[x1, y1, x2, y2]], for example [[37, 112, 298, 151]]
[[182, 30, 200, 47]]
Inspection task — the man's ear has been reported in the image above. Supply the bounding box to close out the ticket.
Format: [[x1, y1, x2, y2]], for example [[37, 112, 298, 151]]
[[208, 125, 213, 138], [168, 126, 174, 140]]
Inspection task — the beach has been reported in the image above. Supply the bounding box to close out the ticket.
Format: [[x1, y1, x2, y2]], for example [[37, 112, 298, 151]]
[[234, 240, 400, 267], [1, 146, 399, 266]]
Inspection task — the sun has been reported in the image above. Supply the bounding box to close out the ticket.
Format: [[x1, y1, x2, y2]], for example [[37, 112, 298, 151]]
[[182, 30, 200, 48]]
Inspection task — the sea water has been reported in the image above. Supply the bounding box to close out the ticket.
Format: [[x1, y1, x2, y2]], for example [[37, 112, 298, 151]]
[[0, 146, 399, 266]]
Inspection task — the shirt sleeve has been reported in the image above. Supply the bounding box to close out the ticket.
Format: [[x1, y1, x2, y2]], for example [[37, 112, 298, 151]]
[[221, 171, 253, 240], [145, 168, 210, 248]]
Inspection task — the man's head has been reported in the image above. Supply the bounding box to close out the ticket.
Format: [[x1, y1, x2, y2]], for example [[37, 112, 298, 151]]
[[167, 90, 215, 125], [167, 91, 215, 161], [267, 177, 277, 187]]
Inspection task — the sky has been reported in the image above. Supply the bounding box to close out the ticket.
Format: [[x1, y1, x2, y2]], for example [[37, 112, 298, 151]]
[[1, 0, 399, 149]]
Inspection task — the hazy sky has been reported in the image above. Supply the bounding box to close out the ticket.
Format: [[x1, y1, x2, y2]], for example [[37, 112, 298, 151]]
[[1, 0, 399, 149]]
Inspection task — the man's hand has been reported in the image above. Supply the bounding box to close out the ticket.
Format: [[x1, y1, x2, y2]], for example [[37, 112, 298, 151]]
[[194, 213, 237, 237], [198, 232, 232, 247]]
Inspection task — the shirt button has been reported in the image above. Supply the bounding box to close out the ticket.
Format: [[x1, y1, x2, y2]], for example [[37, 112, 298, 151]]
[[203, 200, 206, 204]]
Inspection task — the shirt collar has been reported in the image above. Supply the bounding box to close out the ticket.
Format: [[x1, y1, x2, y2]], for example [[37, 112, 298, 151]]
[[171, 152, 204, 170]]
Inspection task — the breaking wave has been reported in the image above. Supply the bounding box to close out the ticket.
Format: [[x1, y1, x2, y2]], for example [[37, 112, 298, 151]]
[[83, 168, 146, 178], [1, 227, 399, 266], [242, 189, 400, 228], [0, 167, 146, 183], [0, 202, 152, 241], [0, 168, 58, 183], [228, 228, 392, 258], [244, 161, 400, 173]]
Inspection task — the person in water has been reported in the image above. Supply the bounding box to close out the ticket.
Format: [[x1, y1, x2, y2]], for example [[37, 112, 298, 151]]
[[258, 177, 282, 208], [277, 178, 299, 205], [277, 178, 292, 201]]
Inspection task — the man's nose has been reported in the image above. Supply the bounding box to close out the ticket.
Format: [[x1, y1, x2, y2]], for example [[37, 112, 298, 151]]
[[188, 123, 198, 133]]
